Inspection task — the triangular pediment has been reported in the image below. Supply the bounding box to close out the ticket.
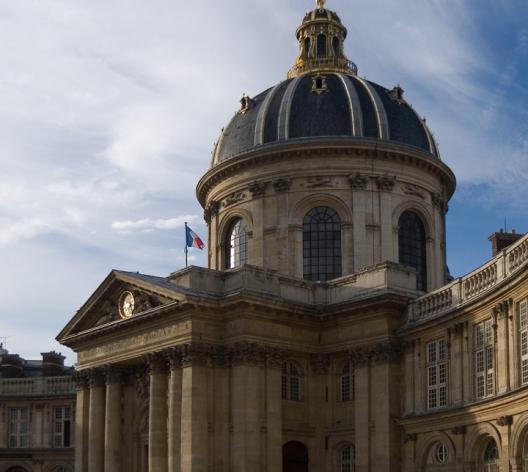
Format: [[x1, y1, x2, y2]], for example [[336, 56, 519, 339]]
[[57, 270, 187, 342]]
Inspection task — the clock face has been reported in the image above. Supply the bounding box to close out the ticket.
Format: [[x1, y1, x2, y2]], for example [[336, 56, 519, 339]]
[[119, 291, 135, 319]]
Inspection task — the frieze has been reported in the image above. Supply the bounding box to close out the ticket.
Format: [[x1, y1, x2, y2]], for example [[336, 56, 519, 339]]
[[305, 176, 334, 189], [223, 192, 246, 208], [248, 181, 268, 197], [272, 178, 292, 192], [349, 341, 404, 366], [348, 173, 368, 190], [402, 184, 425, 199]]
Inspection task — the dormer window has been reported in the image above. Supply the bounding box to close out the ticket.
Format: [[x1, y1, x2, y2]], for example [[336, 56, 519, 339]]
[[311, 75, 328, 95]]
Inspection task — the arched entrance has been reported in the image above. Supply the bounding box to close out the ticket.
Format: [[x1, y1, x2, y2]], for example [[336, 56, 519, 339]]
[[283, 441, 309, 472], [7, 467, 30, 472]]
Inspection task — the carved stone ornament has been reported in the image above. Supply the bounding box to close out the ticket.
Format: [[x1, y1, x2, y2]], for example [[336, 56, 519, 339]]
[[248, 181, 268, 197], [310, 353, 330, 375], [375, 176, 396, 192], [229, 342, 266, 366], [223, 192, 246, 208], [181, 342, 214, 368], [94, 299, 118, 327], [432, 193, 449, 214], [493, 298, 513, 318], [203, 200, 220, 223], [348, 173, 368, 190], [306, 176, 333, 189], [497, 415, 513, 426], [349, 341, 404, 366], [451, 426, 466, 435], [272, 178, 292, 193], [87, 369, 106, 388], [104, 366, 126, 385], [135, 292, 161, 314], [403, 184, 425, 199], [240, 94, 253, 114], [73, 370, 90, 391]]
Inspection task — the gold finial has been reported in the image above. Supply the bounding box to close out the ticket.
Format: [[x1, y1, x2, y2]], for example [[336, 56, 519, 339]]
[[316, 0, 326, 9]]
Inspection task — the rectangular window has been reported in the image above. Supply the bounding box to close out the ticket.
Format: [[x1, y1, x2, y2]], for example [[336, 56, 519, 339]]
[[9, 407, 28, 448], [475, 319, 494, 399], [54, 406, 72, 448], [519, 300, 528, 385], [426, 339, 447, 409]]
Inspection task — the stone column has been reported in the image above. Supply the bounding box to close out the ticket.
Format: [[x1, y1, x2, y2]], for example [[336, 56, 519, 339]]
[[231, 344, 262, 472], [88, 370, 106, 472], [450, 324, 464, 406], [354, 358, 370, 471], [496, 302, 511, 394], [104, 368, 123, 472], [148, 354, 169, 472], [266, 352, 283, 472], [167, 350, 183, 472], [74, 372, 90, 472], [180, 344, 209, 472], [309, 354, 329, 471]]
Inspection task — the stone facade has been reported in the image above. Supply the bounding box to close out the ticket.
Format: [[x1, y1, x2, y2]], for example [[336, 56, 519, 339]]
[[0, 349, 75, 472], [55, 1, 528, 471]]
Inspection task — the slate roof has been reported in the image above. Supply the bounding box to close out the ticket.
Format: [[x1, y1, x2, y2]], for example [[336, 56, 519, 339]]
[[212, 74, 439, 166]]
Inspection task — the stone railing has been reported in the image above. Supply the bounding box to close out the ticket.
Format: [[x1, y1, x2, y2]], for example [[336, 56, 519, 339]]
[[408, 233, 528, 324], [0, 376, 75, 396]]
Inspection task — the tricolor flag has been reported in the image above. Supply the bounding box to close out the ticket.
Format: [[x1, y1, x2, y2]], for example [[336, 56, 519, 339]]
[[185, 223, 205, 250]]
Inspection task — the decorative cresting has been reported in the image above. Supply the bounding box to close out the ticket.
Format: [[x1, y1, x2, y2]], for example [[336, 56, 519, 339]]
[[288, 0, 357, 78]]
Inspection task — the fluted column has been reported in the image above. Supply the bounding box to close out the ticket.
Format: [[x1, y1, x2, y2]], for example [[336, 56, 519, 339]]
[[148, 354, 169, 472], [266, 353, 283, 472], [167, 350, 183, 472], [74, 372, 90, 472], [180, 344, 209, 472], [88, 370, 106, 472], [104, 368, 123, 472]]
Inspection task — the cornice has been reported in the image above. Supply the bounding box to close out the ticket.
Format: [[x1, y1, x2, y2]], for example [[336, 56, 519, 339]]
[[197, 138, 456, 207]]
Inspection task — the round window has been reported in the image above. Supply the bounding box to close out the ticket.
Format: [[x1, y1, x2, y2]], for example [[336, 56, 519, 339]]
[[434, 442, 448, 464]]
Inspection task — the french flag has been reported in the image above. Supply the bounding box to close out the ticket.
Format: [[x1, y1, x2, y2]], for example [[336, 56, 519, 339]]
[[185, 223, 205, 250]]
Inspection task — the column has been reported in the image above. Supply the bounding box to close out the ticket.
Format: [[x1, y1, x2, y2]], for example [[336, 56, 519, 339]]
[[403, 342, 414, 415], [266, 356, 282, 472], [104, 368, 123, 472], [148, 355, 169, 472], [74, 373, 90, 472], [88, 370, 106, 472], [180, 346, 209, 472], [450, 325, 464, 406], [496, 306, 510, 394], [168, 352, 183, 472], [354, 361, 370, 472], [351, 185, 370, 270], [231, 350, 261, 472]]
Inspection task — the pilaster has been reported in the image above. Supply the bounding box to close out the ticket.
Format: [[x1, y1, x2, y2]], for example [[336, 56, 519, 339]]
[[74, 371, 90, 472], [148, 354, 169, 472], [87, 369, 106, 472], [167, 349, 183, 472], [104, 367, 124, 472]]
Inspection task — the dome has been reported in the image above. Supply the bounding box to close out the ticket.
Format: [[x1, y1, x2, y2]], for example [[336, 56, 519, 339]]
[[211, 74, 439, 166]]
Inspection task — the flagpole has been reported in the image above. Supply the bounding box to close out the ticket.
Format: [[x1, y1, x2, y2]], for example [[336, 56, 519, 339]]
[[184, 222, 188, 268]]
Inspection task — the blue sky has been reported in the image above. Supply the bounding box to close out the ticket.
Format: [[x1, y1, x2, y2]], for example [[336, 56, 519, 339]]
[[0, 0, 527, 364]]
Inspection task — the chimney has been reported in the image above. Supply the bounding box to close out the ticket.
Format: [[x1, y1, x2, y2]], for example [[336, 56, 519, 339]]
[[488, 229, 524, 257], [41, 351, 66, 377]]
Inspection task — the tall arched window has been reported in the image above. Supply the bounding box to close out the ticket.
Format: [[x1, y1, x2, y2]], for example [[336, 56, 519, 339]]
[[303, 37, 311, 59], [339, 445, 355, 472], [332, 36, 340, 56], [339, 362, 354, 402], [303, 207, 342, 281], [398, 211, 427, 291], [281, 362, 302, 401], [317, 34, 327, 57], [482, 438, 499, 469], [225, 219, 248, 269]]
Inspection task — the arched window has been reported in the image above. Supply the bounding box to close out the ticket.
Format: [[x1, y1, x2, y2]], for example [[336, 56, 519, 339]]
[[332, 36, 340, 56], [281, 362, 302, 401], [225, 219, 248, 269], [339, 362, 354, 402], [339, 445, 355, 472], [482, 438, 499, 468], [303, 37, 311, 59], [317, 34, 327, 57], [7, 468, 29, 472], [398, 211, 427, 291], [433, 442, 448, 464], [303, 207, 342, 282]]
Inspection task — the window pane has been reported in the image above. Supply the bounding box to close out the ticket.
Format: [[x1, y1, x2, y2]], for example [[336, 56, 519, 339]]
[[398, 211, 427, 291], [303, 207, 342, 282]]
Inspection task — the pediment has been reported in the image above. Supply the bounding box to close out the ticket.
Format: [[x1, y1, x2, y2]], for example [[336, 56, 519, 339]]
[[57, 270, 185, 342]]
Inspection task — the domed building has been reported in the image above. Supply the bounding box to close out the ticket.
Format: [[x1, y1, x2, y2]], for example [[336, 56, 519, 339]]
[[56, 1, 528, 472]]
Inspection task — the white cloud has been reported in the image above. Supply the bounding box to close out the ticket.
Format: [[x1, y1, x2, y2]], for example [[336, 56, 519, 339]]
[[112, 215, 200, 233]]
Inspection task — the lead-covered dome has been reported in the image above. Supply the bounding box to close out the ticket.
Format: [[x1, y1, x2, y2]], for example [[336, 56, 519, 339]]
[[211, 0, 439, 166]]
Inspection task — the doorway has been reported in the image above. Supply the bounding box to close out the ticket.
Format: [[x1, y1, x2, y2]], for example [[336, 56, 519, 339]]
[[283, 441, 309, 472]]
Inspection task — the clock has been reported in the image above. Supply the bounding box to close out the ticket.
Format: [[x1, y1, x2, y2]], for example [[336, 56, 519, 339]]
[[119, 291, 135, 319]]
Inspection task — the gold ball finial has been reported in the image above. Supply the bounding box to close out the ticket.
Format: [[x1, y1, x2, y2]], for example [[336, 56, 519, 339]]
[[316, 0, 326, 9]]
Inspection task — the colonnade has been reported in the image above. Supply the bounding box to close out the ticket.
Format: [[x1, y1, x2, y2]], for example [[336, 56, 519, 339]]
[[74, 343, 283, 472]]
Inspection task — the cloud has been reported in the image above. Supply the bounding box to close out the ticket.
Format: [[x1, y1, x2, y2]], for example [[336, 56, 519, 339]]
[[0, 218, 52, 246], [112, 215, 200, 233]]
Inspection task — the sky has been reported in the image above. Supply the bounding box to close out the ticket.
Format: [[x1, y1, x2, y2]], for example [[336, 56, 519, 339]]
[[0, 0, 527, 365]]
